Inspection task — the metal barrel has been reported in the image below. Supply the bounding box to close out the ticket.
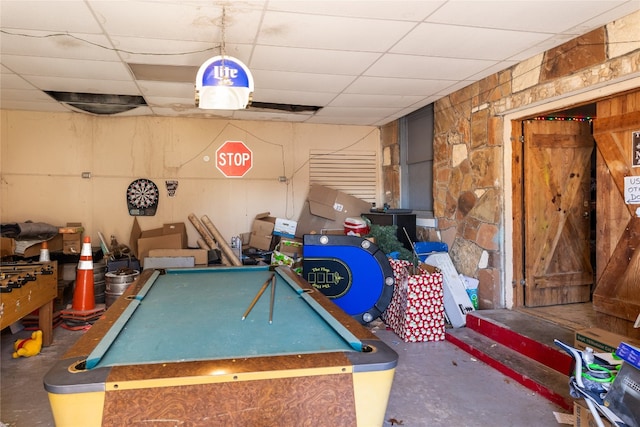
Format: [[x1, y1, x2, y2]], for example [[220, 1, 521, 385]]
[[105, 268, 139, 308], [93, 260, 107, 304]]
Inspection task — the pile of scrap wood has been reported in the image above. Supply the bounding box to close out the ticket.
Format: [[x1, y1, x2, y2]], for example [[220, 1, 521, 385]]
[[188, 213, 242, 267]]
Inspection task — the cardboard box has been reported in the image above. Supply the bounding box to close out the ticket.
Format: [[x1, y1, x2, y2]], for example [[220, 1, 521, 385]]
[[575, 328, 640, 353], [0, 237, 16, 258], [9, 234, 64, 258], [249, 213, 276, 251], [573, 401, 612, 427], [143, 256, 195, 269], [296, 185, 372, 237], [271, 237, 303, 268], [382, 259, 446, 342], [129, 218, 188, 266], [274, 218, 297, 238], [61, 222, 83, 255], [275, 237, 303, 258], [148, 249, 208, 266]]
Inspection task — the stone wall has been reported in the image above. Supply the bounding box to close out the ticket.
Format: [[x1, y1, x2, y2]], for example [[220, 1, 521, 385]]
[[433, 83, 505, 308], [382, 10, 640, 309]]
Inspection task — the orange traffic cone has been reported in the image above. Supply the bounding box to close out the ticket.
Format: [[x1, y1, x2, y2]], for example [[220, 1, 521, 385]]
[[39, 241, 50, 262], [72, 236, 95, 311], [61, 236, 105, 329]]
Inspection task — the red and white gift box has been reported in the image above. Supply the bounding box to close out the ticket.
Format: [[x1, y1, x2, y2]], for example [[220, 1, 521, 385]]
[[382, 258, 446, 342]]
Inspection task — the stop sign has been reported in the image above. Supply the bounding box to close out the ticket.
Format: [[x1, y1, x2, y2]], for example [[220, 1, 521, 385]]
[[215, 141, 253, 177]]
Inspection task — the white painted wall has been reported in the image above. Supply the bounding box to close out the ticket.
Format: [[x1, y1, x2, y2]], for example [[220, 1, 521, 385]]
[[0, 111, 381, 248]]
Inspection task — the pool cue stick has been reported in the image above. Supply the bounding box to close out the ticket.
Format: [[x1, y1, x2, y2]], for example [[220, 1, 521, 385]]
[[242, 274, 274, 320], [403, 227, 420, 275], [269, 274, 276, 324]]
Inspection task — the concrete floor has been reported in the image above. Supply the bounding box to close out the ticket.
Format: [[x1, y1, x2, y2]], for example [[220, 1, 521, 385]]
[[1, 320, 567, 427]]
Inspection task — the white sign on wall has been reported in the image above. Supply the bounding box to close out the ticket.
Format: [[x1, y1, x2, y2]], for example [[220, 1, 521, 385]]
[[624, 176, 640, 204]]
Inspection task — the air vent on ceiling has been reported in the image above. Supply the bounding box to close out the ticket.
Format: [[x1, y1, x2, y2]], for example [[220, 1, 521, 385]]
[[44, 91, 147, 115], [249, 102, 321, 113]]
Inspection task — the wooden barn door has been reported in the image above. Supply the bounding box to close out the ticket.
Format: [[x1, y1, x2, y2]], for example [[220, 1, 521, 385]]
[[522, 120, 594, 307], [592, 90, 640, 337]]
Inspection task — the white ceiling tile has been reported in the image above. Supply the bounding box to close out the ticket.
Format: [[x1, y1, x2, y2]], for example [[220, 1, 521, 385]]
[[466, 61, 519, 82], [305, 114, 382, 126], [250, 45, 380, 75], [151, 106, 233, 119], [1, 88, 54, 102], [231, 109, 311, 122], [367, 54, 495, 80], [507, 34, 579, 61], [434, 80, 476, 97], [329, 93, 424, 108], [1, 55, 133, 80], [0, 30, 121, 61], [251, 69, 354, 93], [392, 23, 552, 61], [0, 73, 38, 90], [314, 105, 399, 118], [144, 96, 195, 109], [88, 1, 264, 43], [138, 81, 194, 99], [266, 0, 445, 21], [252, 88, 336, 106], [345, 76, 454, 96], [427, 1, 629, 33], [257, 11, 415, 51], [1, 0, 101, 33], [109, 36, 223, 66], [394, 99, 442, 116]]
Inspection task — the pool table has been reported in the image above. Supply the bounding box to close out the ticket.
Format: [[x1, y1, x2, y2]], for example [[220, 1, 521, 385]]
[[44, 266, 398, 426]]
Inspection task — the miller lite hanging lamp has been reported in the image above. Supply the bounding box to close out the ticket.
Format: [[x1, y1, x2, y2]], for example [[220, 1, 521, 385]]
[[195, 55, 254, 110], [195, 7, 254, 110]]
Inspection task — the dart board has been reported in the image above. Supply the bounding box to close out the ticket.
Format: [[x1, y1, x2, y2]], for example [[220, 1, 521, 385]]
[[126, 179, 159, 216]]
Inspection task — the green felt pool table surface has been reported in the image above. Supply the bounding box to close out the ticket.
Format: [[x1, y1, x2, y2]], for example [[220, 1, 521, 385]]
[[89, 266, 359, 368]]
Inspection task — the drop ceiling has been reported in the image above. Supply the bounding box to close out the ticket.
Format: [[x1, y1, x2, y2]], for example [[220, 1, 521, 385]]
[[1, 0, 638, 126]]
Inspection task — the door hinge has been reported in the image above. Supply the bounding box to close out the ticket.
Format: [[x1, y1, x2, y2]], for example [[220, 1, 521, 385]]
[[519, 135, 525, 143]]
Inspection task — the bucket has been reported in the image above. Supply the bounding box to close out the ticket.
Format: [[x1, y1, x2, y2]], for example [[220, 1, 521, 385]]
[[344, 217, 369, 236], [93, 260, 107, 304], [414, 241, 448, 261], [105, 268, 139, 308]]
